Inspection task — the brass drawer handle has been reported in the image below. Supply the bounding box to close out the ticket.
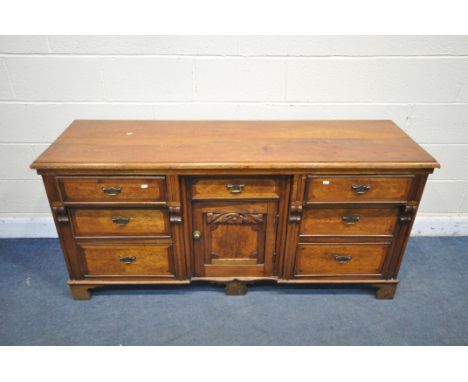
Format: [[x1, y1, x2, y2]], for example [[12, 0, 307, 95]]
[[342, 215, 360, 224], [102, 186, 122, 196], [193, 230, 202, 240], [351, 184, 371, 195], [226, 184, 245, 194], [112, 216, 130, 226], [119, 256, 136, 264], [334, 255, 352, 264]]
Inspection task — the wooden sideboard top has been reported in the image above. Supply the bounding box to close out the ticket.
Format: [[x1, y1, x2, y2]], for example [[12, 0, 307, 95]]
[[31, 120, 439, 171]]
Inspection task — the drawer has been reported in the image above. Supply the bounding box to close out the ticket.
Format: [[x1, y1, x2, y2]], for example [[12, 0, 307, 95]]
[[295, 243, 389, 276], [306, 175, 413, 202], [300, 207, 399, 236], [191, 176, 281, 199], [58, 176, 166, 202], [79, 243, 174, 277], [70, 208, 170, 237]]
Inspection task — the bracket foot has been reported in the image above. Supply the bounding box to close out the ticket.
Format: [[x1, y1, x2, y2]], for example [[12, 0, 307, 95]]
[[374, 283, 397, 299], [225, 280, 247, 296], [69, 285, 95, 300]]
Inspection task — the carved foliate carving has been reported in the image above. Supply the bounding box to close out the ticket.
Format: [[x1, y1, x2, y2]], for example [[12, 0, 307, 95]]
[[206, 212, 264, 225], [168, 205, 182, 223], [399, 205, 417, 223], [289, 203, 303, 223], [52, 206, 69, 223]]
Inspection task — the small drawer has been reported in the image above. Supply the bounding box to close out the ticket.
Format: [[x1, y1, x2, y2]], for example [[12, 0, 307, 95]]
[[79, 243, 174, 277], [191, 176, 281, 199], [58, 176, 166, 203], [295, 243, 389, 276], [70, 208, 170, 237], [306, 175, 413, 203], [300, 207, 399, 236]]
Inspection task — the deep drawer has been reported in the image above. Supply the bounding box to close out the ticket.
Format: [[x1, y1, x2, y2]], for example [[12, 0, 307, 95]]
[[300, 207, 400, 236], [295, 243, 389, 276], [191, 176, 281, 199], [306, 175, 413, 203], [79, 243, 174, 277], [58, 176, 166, 203], [70, 208, 170, 237]]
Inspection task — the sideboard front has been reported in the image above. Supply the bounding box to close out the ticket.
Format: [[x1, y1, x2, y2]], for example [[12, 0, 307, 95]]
[[40, 170, 429, 300]]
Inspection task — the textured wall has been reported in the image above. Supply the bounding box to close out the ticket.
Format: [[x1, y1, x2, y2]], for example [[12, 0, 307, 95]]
[[0, 36, 467, 236]]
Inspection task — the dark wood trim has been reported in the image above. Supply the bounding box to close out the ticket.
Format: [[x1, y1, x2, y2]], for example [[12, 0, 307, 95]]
[[73, 235, 173, 240], [306, 174, 416, 179], [62, 201, 168, 207], [275, 176, 291, 276], [84, 274, 177, 279], [33, 162, 439, 171], [282, 174, 307, 278], [305, 201, 408, 206], [181, 176, 194, 277], [68, 279, 190, 285], [278, 278, 397, 284], [292, 273, 383, 278], [35, 167, 436, 176], [166, 175, 187, 280]]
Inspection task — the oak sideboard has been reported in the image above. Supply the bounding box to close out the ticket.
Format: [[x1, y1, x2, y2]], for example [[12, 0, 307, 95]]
[[31, 120, 439, 300]]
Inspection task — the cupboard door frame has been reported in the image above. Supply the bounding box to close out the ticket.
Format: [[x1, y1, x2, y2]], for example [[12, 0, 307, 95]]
[[191, 200, 278, 277]]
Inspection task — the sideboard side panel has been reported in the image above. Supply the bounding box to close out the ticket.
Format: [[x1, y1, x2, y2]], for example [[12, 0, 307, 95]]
[[386, 174, 429, 278], [42, 174, 84, 279]]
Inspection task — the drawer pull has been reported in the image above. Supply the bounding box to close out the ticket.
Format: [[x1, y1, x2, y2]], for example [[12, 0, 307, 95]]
[[112, 216, 130, 226], [193, 230, 202, 240], [119, 256, 136, 264], [351, 184, 371, 195], [334, 255, 352, 264], [102, 186, 122, 196], [226, 184, 245, 194], [342, 215, 360, 224]]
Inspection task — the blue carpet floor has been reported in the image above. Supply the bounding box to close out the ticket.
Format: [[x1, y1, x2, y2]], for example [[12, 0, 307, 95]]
[[0, 237, 467, 345]]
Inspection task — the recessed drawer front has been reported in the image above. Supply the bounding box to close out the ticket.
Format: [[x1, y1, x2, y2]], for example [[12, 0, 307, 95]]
[[300, 207, 399, 236], [58, 177, 166, 202], [79, 243, 174, 277], [191, 177, 281, 200], [295, 243, 388, 276], [306, 176, 413, 203], [70, 208, 170, 237]]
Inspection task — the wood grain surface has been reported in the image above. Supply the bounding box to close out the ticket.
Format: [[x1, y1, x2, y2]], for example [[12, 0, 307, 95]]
[[31, 120, 439, 170]]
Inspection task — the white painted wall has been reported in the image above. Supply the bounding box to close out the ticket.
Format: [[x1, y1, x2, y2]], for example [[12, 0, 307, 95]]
[[0, 36, 467, 237]]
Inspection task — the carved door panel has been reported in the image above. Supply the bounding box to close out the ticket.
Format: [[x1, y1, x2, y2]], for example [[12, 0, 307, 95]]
[[192, 201, 278, 277]]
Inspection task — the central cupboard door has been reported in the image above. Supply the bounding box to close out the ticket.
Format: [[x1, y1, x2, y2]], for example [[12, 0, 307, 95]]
[[192, 201, 278, 277]]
